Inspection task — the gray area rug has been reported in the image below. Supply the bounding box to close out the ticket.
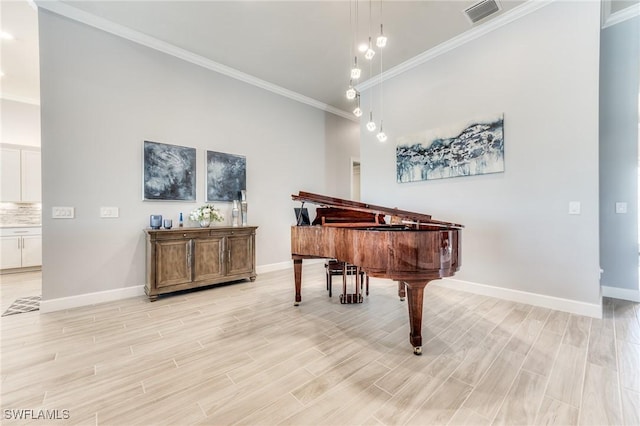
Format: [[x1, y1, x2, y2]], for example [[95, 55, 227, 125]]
[[2, 295, 41, 316]]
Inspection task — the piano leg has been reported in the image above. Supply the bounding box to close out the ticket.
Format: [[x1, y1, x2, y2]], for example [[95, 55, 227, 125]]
[[293, 258, 303, 306], [403, 280, 430, 356]]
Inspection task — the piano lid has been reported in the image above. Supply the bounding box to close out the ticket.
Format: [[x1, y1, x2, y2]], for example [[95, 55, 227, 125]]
[[292, 191, 464, 229]]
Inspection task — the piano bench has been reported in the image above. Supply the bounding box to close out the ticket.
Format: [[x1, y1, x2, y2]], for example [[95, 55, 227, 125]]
[[325, 260, 369, 299]]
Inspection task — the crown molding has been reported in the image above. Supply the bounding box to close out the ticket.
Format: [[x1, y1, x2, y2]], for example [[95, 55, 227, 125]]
[[602, 2, 640, 29], [33, 0, 356, 122], [356, 0, 554, 93], [0, 93, 40, 105]]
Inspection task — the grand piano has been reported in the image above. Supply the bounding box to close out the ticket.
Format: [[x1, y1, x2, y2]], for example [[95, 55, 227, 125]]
[[291, 191, 463, 355]]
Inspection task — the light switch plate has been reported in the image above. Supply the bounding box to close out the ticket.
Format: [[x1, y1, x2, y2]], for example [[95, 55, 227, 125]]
[[52, 206, 75, 218], [568, 201, 581, 215], [615, 202, 627, 214], [100, 207, 119, 218]]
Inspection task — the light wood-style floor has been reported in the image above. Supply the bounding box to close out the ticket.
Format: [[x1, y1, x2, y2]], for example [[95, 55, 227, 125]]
[[1, 265, 639, 425], [0, 270, 41, 313]]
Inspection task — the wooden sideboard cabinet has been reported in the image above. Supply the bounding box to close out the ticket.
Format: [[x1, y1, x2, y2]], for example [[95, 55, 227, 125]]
[[144, 226, 257, 301]]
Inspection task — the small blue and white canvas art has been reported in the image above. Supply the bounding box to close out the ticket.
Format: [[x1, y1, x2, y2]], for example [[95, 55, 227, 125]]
[[206, 151, 246, 202], [143, 141, 196, 201], [396, 114, 504, 182]]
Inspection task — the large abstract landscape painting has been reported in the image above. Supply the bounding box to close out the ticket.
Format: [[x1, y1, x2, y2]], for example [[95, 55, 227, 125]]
[[206, 151, 246, 202], [143, 141, 196, 201], [396, 114, 504, 182]]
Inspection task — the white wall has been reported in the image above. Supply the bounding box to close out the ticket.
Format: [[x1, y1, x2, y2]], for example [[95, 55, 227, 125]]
[[39, 10, 352, 302], [360, 2, 602, 314], [1, 99, 41, 147], [600, 16, 640, 297]]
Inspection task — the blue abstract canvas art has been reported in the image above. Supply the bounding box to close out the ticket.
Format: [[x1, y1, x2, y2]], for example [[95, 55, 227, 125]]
[[143, 141, 196, 201], [206, 151, 246, 202], [396, 114, 504, 182]]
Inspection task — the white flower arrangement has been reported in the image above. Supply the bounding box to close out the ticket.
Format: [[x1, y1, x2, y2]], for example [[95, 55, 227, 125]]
[[189, 204, 224, 223]]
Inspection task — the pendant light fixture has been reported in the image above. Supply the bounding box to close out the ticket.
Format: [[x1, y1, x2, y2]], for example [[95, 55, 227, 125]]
[[376, 24, 387, 48], [376, 121, 387, 142], [366, 111, 376, 132], [375, 0, 387, 142], [346, 0, 390, 133], [346, 77, 358, 100], [353, 94, 363, 117], [364, 36, 376, 60], [351, 56, 361, 80]]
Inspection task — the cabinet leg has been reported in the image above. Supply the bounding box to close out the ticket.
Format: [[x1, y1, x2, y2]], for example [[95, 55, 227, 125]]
[[149, 295, 158, 302]]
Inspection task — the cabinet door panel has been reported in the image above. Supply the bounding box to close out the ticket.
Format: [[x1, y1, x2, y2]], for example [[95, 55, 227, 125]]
[[21, 150, 41, 202], [193, 237, 224, 282], [1, 148, 21, 202], [227, 234, 254, 276], [156, 240, 191, 287], [21, 235, 42, 267], [0, 236, 22, 269]]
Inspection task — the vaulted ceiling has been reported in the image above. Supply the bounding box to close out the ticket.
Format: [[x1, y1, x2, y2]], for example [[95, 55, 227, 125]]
[[1, 0, 529, 112], [2, 1, 637, 115]]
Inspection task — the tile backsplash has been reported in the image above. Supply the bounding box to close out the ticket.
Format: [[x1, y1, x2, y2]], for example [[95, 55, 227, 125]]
[[0, 202, 42, 226]]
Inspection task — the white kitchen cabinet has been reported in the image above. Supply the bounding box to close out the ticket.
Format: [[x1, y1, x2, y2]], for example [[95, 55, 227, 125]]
[[0, 146, 41, 202], [0, 236, 22, 269], [21, 150, 41, 202], [0, 228, 42, 270], [1, 148, 21, 202], [21, 235, 42, 267]]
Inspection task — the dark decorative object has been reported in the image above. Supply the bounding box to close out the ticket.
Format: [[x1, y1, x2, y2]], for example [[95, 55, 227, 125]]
[[396, 114, 504, 182], [143, 141, 196, 201], [206, 151, 246, 202], [150, 215, 162, 229]]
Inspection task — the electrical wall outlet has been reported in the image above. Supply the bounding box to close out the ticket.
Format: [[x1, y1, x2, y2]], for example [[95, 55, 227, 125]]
[[615, 202, 627, 214], [568, 201, 581, 215], [100, 207, 119, 218], [52, 206, 75, 218]]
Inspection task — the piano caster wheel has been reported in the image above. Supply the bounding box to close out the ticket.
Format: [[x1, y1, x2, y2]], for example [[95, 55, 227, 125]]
[[294, 302, 300, 306], [413, 346, 422, 356], [400, 297, 405, 302]]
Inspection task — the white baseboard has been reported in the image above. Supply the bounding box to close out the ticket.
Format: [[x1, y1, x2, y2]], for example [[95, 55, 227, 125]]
[[256, 261, 293, 274], [435, 278, 603, 319], [39, 260, 326, 313], [39, 285, 145, 313], [601, 285, 640, 303], [256, 258, 325, 274]]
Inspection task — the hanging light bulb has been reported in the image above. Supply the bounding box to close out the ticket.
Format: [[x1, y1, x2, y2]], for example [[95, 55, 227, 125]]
[[364, 37, 376, 60], [376, 24, 387, 48], [345, 80, 357, 100], [350, 56, 361, 80], [376, 121, 387, 142], [353, 95, 363, 117], [366, 111, 376, 132]]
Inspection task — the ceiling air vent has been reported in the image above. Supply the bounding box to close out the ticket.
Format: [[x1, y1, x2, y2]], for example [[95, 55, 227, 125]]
[[464, 0, 501, 24]]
